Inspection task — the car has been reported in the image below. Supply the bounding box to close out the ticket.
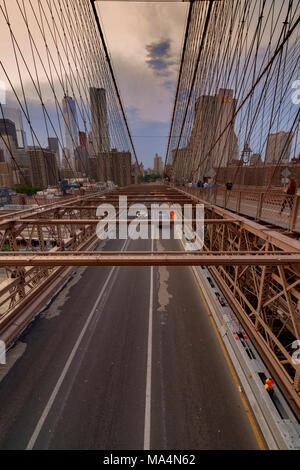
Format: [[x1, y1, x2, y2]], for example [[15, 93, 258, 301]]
[[215, 292, 227, 307], [207, 276, 215, 288]]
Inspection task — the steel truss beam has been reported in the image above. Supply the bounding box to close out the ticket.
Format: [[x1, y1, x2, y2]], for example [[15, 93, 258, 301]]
[[0, 252, 299, 266], [1, 218, 239, 226], [0, 184, 299, 420]]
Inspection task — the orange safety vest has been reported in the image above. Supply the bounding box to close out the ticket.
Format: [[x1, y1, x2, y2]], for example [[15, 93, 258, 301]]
[[264, 378, 274, 391]]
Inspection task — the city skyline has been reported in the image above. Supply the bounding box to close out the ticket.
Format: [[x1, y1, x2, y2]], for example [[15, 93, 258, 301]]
[[0, 1, 188, 169], [0, 90, 298, 189], [0, 1, 300, 452], [0, 1, 298, 182]]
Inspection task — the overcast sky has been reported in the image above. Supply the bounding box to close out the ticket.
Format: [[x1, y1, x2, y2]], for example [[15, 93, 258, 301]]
[[96, 1, 188, 168], [0, 0, 188, 169], [1, 1, 297, 170]]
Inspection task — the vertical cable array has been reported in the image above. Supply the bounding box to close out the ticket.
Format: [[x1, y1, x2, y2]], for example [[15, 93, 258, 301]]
[[165, 0, 300, 187], [0, 0, 140, 193]]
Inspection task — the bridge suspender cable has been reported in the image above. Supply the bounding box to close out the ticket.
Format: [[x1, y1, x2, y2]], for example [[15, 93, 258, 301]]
[[190, 9, 300, 181], [168, 0, 214, 179], [90, 0, 143, 178], [163, 0, 195, 177]]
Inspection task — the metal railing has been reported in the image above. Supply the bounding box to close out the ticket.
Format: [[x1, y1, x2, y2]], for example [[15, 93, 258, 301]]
[[180, 185, 300, 232]]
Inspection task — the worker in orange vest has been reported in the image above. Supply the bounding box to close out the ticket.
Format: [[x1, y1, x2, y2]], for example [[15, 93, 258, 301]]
[[264, 378, 274, 395]]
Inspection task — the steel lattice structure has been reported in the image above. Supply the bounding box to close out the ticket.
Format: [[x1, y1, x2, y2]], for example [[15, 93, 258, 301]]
[[0, 0, 299, 425], [0, 184, 299, 420]]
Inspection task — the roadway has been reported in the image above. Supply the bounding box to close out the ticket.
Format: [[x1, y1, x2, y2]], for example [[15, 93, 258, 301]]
[[0, 232, 261, 450]]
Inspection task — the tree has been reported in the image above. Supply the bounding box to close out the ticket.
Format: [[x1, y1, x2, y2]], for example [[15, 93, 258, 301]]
[[144, 173, 161, 183], [15, 184, 43, 196]]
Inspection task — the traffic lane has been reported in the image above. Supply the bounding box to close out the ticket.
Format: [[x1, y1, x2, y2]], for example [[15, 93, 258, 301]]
[[151, 236, 260, 450], [0, 236, 130, 450], [31, 237, 152, 450]]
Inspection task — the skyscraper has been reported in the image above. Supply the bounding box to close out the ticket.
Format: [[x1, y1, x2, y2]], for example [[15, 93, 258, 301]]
[[90, 87, 109, 155], [0, 162, 14, 189], [78, 131, 88, 174], [265, 131, 293, 165], [61, 147, 71, 170], [62, 96, 79, 169], [1, 106, 27, 148], [188, 89, 238, 181], [153, 153, 163, 175], [27, 147, 58, 187], [48, 137, 60, 169], [14, 148, 28, 168], [88, 131, 94, 155], [0, 119, 18, 149], [0, 132, 17, 165]]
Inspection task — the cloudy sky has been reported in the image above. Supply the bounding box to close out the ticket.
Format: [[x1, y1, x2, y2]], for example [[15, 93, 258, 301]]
[[96, 1, 188, 167], [1, 1, 299, 172], [0, 0, 188, 170]]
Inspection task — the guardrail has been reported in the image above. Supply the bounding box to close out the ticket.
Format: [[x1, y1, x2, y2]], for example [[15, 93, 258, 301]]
[[180, 185, 300, 232], [174, 183, 300, 420]]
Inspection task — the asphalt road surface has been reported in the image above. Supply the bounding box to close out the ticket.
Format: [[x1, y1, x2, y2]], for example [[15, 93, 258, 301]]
[[0, 233, 261, 450]]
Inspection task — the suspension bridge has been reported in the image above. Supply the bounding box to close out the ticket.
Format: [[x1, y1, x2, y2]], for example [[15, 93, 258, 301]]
[[0, 0, 299, 450]]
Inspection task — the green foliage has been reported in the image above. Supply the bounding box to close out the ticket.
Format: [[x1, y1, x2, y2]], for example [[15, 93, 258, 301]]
[[144, 173, 161, 183], [2, 244, 10, 252], [15, 183, 43, 196]]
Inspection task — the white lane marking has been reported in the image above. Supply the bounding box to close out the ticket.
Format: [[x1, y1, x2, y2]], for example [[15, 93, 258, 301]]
[[26, 238, 129, 450], [144, 238, 154, 450]]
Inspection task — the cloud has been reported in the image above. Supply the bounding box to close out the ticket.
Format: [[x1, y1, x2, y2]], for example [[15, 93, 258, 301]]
[[145, 40, 177, 77], [125, 105, 141, 123], [163, 80, 177, 92], [108, 54, 175, 125], [94, 1, 188, 162], [146, 41, 171, 59], [0, 1, 189, 165]]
